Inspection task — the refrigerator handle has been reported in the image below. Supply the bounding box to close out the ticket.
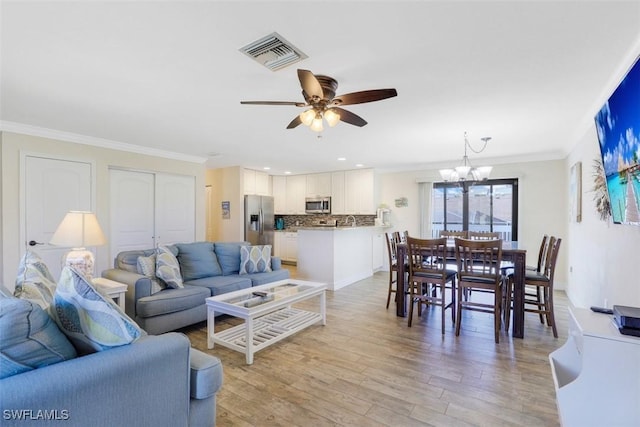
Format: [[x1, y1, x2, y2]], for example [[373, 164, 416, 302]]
[[259, 209, 263, 235]]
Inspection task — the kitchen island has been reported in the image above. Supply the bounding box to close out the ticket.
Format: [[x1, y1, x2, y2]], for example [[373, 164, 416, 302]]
[[296, 226, 387, 291]]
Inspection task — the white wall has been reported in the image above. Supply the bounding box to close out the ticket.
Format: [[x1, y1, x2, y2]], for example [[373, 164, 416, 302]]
[[378, 159, 569, 288], [1, 131, 207, 289], [566, 127, 640, 308]]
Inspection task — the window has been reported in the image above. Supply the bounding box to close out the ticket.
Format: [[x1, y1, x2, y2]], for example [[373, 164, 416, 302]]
[[431, 179, 518, 240]]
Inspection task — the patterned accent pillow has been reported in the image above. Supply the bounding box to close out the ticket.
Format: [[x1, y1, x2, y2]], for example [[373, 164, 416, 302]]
[[51, 267, 144, 355], [0, 297, 77, 379], [239, 245, 272, 274], [136, 254, 166, 294], [155, 246, 184, 289], [14, 251, 57, 310]]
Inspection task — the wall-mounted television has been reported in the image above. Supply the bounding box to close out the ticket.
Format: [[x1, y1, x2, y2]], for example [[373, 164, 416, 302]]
[[594, 56, 640, 225]]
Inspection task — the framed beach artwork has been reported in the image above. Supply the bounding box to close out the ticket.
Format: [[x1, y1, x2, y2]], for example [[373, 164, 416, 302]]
[[594, 56, 640, 225], [570, 161, 582, 222]]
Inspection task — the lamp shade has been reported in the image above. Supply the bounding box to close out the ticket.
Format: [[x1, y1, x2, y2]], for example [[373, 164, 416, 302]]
[[50, 211, 106, 248]]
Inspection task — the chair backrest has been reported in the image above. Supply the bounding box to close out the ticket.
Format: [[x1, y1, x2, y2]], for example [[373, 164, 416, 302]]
[[399, 230, 408, 244], [468, 231, 500, 240], [439, 230, 468, 239], [454, 238, 503, 281], [542, 237, 562, 284], [535, 234, 549, 272], [385, 232, 399, 265], [406, 237, 448, 280]]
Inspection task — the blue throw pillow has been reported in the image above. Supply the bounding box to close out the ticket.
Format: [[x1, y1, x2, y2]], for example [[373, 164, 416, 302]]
[[51, 267, 144, 355], [214, 242, 250, 276], [239, 245, 272, 274], [176, 242, 222, 281], [0, 297, 77, 379]]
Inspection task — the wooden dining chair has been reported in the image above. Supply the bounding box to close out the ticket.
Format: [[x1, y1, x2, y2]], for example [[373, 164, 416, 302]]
[[406, 237, 456, 334], [384, 231, 400, 309], [504, 237, 561, 337], [454, 238, 504, 343], [528, 234, 549, 272], [439, 230, 468, 239]]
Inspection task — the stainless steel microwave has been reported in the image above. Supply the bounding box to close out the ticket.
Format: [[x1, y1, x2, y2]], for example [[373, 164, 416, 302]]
[[305, 197, 331, 214]]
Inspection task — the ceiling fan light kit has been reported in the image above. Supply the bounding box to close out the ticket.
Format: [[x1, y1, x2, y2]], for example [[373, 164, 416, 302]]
[[439, 133, 493, 182], [241, 69, 397, 132]]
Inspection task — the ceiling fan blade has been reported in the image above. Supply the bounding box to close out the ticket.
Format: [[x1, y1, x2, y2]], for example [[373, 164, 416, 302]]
[[331, 89, 397, 106], [286, 116, 303, 129], [241, 101, 306, 107], [333, 107, 367, 127], [297, 69, 324, 100]]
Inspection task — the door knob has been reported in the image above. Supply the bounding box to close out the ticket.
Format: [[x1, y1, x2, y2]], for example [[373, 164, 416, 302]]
[[28, 240, 44, 246]]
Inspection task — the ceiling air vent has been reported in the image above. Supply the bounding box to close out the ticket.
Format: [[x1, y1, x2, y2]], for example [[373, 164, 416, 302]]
[[239, 32, 308, 71]]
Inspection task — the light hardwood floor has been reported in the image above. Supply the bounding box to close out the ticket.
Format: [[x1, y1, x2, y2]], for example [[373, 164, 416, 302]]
[[182, 267, 567, 426]]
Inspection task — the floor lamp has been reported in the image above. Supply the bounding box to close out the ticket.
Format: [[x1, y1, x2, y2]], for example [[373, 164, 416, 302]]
[[50, 211, 106, 280]]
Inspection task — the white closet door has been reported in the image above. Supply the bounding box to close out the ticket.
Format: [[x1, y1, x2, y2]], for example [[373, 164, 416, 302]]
[[155, 173, 195, 245], [109, 169, 155, 262], [24, 156, 93, 279]]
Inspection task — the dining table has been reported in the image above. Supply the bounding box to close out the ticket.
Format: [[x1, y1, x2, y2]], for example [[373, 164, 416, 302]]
[[395, 241, 528, 338]]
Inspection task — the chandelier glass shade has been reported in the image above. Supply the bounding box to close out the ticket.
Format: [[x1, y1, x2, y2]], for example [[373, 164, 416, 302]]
[[299, 107, 341, 132], [439, 132, 492, 182]]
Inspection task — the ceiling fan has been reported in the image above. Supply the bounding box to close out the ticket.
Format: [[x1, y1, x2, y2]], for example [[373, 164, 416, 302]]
[[240, 69, 397, 132]]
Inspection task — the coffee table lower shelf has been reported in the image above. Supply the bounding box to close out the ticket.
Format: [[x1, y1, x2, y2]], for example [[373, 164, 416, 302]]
[[209, 307, 323, 364]]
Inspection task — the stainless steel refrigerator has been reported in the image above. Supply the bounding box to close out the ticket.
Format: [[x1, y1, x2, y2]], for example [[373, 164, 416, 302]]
[[244, 195, 274, 250]]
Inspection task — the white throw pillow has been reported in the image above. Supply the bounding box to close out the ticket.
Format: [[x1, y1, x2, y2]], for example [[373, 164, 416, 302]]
[[136, 254, 166, 294], [155, 246, 184, 289], [239, 245, 272, 274]]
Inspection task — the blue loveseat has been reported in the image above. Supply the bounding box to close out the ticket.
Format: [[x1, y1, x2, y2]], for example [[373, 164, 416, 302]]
[[102, 241, 289, 335]]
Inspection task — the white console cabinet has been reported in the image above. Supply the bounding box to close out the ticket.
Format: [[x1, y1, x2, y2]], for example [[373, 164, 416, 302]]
[[549, 306, 640, 427]]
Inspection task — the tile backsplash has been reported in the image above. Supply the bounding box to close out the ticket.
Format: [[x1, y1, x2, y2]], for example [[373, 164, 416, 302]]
[[277, 214, 375, 229]]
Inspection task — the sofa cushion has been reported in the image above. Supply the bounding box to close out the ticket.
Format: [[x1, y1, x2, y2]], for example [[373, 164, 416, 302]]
[[156, 246, 184, 289], [136, 285, 210, 318], [185, 275, 252, 296], [214, 242, 249, 275], [176, 242, 222, 281], [239, 245, 272, 274], [14, 251, 57, 310], [51, 267, 144, 355], [245, 269, 291, 286], [190, 348, 223, 400], [115, 249, 156, 272], [0, 297, 77, 379], [136, 253, 166, 294]]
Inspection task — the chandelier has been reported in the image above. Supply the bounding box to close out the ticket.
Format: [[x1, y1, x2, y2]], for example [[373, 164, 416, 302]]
[[439, 132, 492, 182], [298, 107, 340, 132]]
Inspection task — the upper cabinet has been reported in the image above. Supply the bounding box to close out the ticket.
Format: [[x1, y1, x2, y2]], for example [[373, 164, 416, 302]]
[[344, 169, 375, 214], [244, 169, 270, 195], [272, 175, 287, 214], [306, 173, 332, 197], [285, 175, 306, 214], [331, 171, 346, 215]]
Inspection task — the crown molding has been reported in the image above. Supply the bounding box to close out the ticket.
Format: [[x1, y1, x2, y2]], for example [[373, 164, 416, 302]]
[[0, 121, 208, 164]]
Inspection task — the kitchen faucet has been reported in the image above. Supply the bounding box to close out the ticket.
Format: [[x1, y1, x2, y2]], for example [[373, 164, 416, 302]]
[[345, 215, 356, 227]]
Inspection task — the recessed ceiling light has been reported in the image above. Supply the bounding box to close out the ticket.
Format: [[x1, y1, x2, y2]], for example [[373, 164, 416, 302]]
[[263, 167, 271, 170], [284, 171, 292, 174], [337, 157, 346, 161], [355, 163, 364, 168]]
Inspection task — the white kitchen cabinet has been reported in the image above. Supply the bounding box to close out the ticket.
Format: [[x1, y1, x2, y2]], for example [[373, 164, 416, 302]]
[[273, 232, 283, 258], [285, 175, 306, 214], [272, 176, 287, 214], [331, 171, 346, 214], [372, 232, 384, 271], [344, 168, 375, 214], [279, 232, 298, 263], [306, 173, 332, 197], [243, 169, 270, 195]]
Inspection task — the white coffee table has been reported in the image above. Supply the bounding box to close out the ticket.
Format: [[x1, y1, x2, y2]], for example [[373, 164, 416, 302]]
[[206, 279, 326, 364]]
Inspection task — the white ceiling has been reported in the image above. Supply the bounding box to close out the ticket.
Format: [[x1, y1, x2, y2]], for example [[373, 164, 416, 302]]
[[2, 1, 639, 175]]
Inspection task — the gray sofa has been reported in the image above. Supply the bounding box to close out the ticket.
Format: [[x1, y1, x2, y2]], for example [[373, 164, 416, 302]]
[[102, 241, 289, 335], [0, 332, 223, 427]]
